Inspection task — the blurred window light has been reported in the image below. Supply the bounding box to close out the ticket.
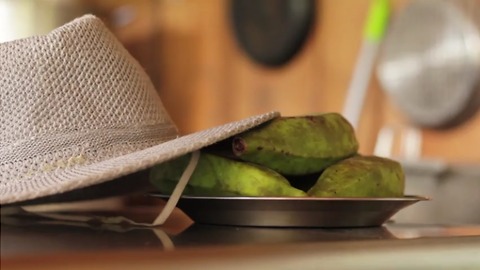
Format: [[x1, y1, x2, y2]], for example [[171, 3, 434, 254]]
[[0, 0, 16, 42], [0, 0, 36, 43]]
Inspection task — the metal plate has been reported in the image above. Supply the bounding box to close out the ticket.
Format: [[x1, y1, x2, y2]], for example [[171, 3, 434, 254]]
[[150, 194, 428, 228]]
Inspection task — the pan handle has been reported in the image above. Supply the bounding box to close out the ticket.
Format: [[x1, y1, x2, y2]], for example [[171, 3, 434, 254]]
[[374, 125, 422, 161]]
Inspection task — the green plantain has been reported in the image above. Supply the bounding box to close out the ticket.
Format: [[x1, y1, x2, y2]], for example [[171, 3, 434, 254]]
[[150, 152, 306, 197], [232, 113, 359, 175], [308, 155, 405, 197]]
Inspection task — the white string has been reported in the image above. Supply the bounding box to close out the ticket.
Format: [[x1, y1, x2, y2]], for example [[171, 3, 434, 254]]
[[151, 150, 200, 225]]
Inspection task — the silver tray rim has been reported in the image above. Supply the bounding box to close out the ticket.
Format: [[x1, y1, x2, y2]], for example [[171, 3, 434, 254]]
[[150, 194, 429, 227], [150, 194, 430, 202]]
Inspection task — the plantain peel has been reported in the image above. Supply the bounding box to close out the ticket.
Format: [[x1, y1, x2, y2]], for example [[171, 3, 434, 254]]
[[150, 113, 405, 199], [232, 113, 359, 175], [150, 153, 306, 197], [308, 156, 405, 197]]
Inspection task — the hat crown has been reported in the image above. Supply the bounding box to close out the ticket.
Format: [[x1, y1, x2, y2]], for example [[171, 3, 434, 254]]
[[1, 15, 178, 181]]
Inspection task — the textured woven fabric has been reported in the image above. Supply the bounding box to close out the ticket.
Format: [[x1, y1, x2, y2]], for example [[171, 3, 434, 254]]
[[0, 15, 279, 204]]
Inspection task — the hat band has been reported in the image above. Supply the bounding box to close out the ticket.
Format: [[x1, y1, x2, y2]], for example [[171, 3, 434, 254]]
[[0, 124, 178, 181]]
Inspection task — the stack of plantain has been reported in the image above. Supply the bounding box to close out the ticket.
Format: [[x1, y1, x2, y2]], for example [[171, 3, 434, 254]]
[[150, 113, 405, 198]]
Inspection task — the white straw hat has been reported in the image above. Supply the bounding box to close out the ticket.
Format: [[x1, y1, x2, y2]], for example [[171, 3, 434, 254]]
[[0, 15, 278, 205]]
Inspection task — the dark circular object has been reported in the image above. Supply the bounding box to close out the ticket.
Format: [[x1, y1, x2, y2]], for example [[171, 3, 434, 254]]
[[230, 0, 315, 67]]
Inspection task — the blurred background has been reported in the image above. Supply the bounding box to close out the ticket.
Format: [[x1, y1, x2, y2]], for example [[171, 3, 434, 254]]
[[1, 0, 479, 224]]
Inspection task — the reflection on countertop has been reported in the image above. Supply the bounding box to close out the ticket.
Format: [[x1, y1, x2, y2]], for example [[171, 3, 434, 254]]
[[2, 208, 480, 258], [2, 204, 480, 270]]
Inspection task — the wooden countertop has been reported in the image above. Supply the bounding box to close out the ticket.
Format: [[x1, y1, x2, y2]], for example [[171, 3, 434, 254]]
[[2, 206, 480, 270]]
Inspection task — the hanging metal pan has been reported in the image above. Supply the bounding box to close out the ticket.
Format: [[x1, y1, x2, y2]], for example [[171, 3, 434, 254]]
[[377, 0, 480, 129], [230, 0, 315, 67]]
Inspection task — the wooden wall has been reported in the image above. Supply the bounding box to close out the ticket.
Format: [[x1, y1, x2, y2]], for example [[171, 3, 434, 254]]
[[95, 0, 479, 163]]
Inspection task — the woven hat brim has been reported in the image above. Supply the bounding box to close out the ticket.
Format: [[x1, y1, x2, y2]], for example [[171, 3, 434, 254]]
[[1, 111, 279, 205]]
